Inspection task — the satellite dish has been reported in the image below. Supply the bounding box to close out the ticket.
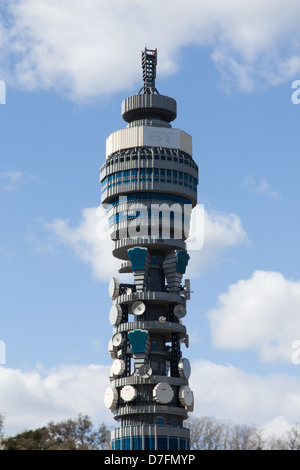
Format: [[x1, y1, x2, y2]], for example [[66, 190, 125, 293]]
[[179, 385, 193, 407], [187, 391, 194, 412], [178, 358, 191, 380], [138, 364, 152, 379], [111, 359, 125, 377], [132, 301, 146, 316], [120, 385, 137, 403], [109, 364, 115, 379], [126, 287, 132, 295], [183, 279, 191, 300], [153, 382, 174, 404], [174, 304, 186, 319], [112, 333, 123, 347], [108, 339, 118, 359], [109, 304, 122, 326], [109, 277, 119, 300], [159, 316, 166, 323], [104, 387, 118, 410]]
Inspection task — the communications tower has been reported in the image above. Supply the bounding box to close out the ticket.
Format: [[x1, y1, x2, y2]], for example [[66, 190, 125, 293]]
[[101, 48, 198, 450]]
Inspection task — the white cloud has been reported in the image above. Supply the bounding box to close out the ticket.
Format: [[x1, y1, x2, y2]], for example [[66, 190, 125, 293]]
[[2, 359, 300, 436], [0, 364, 112, 435], [1, 0, 300, 99], [47, 205, 247, 281], [244, 177, 281, 200], [0, 171, 23, 191], [47, 206, 119, 281], [207, 270, 300, 363], [190, 359, 300, 433], [0, 171, 35, 191], [187, 208, 247, 277]]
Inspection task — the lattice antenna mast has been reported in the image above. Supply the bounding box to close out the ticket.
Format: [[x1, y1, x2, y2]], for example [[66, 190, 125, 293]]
[[138, 47, 159, 94]]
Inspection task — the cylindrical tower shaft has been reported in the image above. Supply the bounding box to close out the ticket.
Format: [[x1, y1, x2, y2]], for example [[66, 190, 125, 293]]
[[102, 48, 198, 451]]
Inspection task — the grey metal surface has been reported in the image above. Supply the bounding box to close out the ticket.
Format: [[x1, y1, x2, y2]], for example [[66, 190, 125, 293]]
[[122, 94, 177, 124]]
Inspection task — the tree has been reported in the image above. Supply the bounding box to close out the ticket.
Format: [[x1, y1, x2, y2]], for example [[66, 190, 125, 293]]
[[1, 414, 111, 450], [188, 416, 227, 450], [3, 427, 50, 450], [0, 413, 4, 448], [46, 414, 96, 450], [187, 416, 265, 450], [96, 422, 111, 450], [225, 423, 265, 450], [267, 424, 300, 450]]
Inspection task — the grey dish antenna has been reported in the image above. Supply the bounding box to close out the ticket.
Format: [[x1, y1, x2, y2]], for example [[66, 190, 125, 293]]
[[132, 301, 146, 316], [174, 304, 186, 319], [138, 364, 152, 378], [109, 277, 119, 300]]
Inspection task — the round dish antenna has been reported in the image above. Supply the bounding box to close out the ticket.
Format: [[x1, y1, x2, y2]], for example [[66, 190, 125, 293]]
[[132, 301, 146, 316], [174, 304, 186, 319]]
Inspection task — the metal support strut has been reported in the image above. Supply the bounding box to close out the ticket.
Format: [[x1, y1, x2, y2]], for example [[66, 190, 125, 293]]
[[138, 48, 159, 95]]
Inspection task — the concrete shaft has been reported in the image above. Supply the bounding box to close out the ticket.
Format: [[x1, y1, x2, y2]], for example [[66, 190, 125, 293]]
[[102, 51, 198, 451]]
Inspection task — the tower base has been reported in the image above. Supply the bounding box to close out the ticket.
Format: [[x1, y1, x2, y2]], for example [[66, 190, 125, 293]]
[[111, 424, 190, 450]]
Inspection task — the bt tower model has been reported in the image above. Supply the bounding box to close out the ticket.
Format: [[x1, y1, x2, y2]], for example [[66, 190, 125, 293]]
[[101, 48, 198, 450]]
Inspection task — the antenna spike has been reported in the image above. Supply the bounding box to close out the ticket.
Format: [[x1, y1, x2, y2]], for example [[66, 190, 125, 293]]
[[140, 47, 158, 94]]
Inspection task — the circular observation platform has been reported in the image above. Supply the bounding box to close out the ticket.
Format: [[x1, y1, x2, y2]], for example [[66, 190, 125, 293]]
[[122, 94, 177, 124]]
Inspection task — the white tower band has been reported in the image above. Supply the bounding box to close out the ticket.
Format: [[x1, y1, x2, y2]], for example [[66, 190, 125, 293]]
[[101, 48, 198, 451]]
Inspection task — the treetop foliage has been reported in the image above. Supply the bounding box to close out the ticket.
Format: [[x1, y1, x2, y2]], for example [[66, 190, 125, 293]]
[[0, 413, 110, 450], [1, 413, 300, 450]]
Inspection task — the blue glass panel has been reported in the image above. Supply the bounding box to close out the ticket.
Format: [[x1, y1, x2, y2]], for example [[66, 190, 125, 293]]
[[145, 436, 155, 450], [169, 437, 178, 450], [157, 436, 168, 450], [179, 438, 186, 450], [122, 436, 131, 450], [133, 436, 142, 450], [116, 438, 121, 450], [108, 192, 192, 206]]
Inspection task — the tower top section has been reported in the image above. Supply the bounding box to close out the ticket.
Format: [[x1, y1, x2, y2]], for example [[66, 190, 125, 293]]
[[139, 48, 158, 95], [122, 47, 177, 128]]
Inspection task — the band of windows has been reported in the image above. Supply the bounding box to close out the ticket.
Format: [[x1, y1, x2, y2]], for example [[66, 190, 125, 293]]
[[105, 192, 193, 208], [111, 434, 189, 450], [101, 168, 197, 193]]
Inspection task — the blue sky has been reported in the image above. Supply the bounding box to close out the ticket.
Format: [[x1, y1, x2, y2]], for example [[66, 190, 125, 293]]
[[1, 0, 300, 436]]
